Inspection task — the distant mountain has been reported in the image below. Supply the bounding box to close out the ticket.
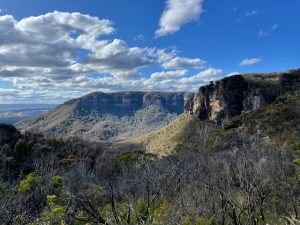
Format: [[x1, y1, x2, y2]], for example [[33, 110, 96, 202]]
[[16, 92, 192, 140]]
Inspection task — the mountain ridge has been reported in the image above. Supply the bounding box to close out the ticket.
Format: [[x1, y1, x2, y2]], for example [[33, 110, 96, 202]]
[[16, 91, 192, 141]]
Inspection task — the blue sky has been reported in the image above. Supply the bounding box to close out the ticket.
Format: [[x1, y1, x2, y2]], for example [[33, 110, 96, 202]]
[[0, 0, 299, 103]]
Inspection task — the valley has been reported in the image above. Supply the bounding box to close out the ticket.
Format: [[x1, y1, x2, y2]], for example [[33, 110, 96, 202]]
[[0, 104, 55, 125], [1, 70, 300, 225]]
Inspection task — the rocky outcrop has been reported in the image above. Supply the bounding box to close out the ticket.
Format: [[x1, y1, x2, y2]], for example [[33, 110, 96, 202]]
[[187, 71, 300, 124]]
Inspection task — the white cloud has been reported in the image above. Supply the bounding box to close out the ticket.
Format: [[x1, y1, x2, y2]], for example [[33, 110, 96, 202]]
[[133, 34, 145, 41], [0, 12, 116, 80], [151, 70, 188, 80], [240, 57, 262, 66], [1, 12, 205, 83], [179, 68, 223, 84], [227, 72, 240, 77], [0, 12, 158, 82], [0, 11, 226, 103], [0, 88, 84, 104], [237, 10, 258, 23], [259, 24, 278, 37], [245, 10, 257, 17], [155, 0, 204, 37], [156, 49, 178, 63], [162, 56, 206, 69]]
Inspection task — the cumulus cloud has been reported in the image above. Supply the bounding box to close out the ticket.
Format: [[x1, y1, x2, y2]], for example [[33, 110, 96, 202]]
[[259, 24, 278, 37], [84, 39, 155, 77], [0, 11, 115, 80], [155, 0, 204, 37], [179, 68, 223, 84], [162, 57, 206, 69], [151, 70, 188, 80], [0, 88, 84, 104], [0, 11, 227, 103], [0, 12, 197, 83], [240, 57, 262, 66]]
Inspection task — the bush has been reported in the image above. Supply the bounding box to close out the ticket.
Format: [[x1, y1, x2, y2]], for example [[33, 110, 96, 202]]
[[14, 139, 28, 157], [293, 158, 300, 166], [115, 151, 142, 165], [51, 175, 64, 188], [18, 173, 40, 193]]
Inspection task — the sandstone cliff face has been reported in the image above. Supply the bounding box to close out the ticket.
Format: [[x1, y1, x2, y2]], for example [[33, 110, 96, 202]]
[[68, 91, 190, 117], [187, 72, 300, 124], [17, 92, 192, 140]]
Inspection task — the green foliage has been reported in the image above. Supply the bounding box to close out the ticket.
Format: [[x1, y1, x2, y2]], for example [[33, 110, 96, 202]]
[[14, 139, 28, 157], [18, 172, 40, 193], [51, 175, 64, 188], [182, 216, 213, 225], [115, 151, 143, 165], [12, 215, 23, 225], [148, 203, 170, 225], [293, 158, 300, 166], [225, 94, 300, 148], [295, 150, 300, 154], [33, 195, 66, 225]]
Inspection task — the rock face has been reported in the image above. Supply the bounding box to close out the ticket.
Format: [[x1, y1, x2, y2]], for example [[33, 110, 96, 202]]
[[17, 92, 192, 141], [0, 124, 20, 145], [187, 71, 300, 124]]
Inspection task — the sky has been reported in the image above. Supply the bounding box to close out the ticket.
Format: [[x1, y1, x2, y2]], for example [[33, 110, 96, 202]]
[[0, 0, 300, 103]]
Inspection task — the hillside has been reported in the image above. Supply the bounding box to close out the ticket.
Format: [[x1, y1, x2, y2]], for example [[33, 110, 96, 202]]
[[128, 114, 215, 156], [130, 71, 300, 156], [1, 93, 299, 224], [1, 71, 300, 224], [224, 93, 300, 149], [16, 92, 191, 141], [133, 92, 300, 157]]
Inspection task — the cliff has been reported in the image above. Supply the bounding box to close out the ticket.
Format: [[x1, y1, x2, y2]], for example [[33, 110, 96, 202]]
[[17, 91, 192, 141], [186, 71, 300, 124]]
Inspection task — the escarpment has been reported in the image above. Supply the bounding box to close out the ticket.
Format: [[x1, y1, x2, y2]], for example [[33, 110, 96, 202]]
[[17, 92, 193, 141], [186, 71, 300, 124]]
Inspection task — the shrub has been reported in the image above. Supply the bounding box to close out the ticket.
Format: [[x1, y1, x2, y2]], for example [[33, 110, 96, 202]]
[[115, 151, 143, 165], [18, 173, 40, 193], [14, 139, 28, 157], [32, 195, 65, 224], [51, 175, 64, 188], [293, 158, 300, 166]]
